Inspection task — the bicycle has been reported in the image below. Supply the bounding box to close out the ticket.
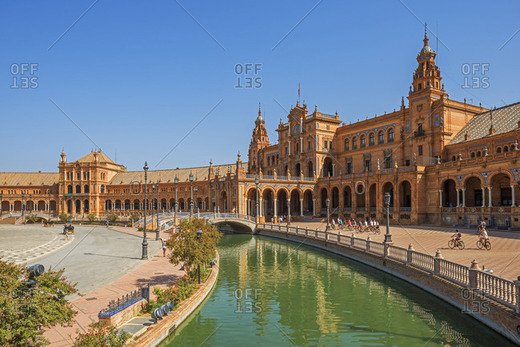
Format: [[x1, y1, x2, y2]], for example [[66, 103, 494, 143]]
[[476, 238, 491, 250], [448, 237, 465, 250]]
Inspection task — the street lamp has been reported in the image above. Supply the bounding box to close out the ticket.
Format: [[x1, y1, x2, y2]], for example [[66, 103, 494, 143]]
[[142, 162, 149, 260], [155, 182, 160, 241], [22, 192, 25, 224], [152, 183, 156, 232], [174, 176, 179, 220], [106, 191, 110, 228], [196, 230, 203, 284], [384, 192, 393, 243], [47, 190, 51, 220], [287, 199, 291, 226], [194, 186, 199, 218], [255, 176, 259, 220], [189, 173, 194, 219], [325, 198, 330, 231], [29, 194, 32, 215], [0, 193, 3, 218]]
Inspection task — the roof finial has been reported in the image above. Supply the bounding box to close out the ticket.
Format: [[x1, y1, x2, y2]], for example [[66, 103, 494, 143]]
[[259, 102, 261, 112], [423, 23, 429, 47]]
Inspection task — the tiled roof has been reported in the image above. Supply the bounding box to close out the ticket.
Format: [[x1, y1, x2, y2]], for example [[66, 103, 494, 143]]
[[449, 102, 520, 145], [108, 163, 248, 185], [76, 150, 116, 164], [0, 172, 59, 187]]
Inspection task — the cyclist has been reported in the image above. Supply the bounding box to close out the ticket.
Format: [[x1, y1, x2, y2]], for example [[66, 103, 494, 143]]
[[452, 229, 462, 247], [479, 227, 489, 242]]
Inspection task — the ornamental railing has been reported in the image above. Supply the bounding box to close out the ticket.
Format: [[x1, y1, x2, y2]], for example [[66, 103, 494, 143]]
[[256, 223, 520, 313], [98, 288, 147, 318]]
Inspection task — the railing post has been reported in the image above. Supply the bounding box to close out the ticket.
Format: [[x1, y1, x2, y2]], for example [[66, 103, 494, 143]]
[[337, 232, 340, 243], [468, 259, 481, 290], [406, 243, 414, 264], [315, 229, 318, 239], [351, 234, 355, 247], [366, 236, 371, 252], [295, 226, 299, 235], [305, 227, 308, 236], [514, 277, 520, 314], [434, 249, 443, 276], [325, 228, 328, 242]]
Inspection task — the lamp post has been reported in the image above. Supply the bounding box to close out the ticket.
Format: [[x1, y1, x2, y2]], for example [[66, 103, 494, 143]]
[[106, 191, 110, 228], [189, 173, 194, 219], [326, 198, 330, 231], [194, 186, 199, 218], [174, 176, 178, 220], [29, 194, 32, 215], [0, 193, 3, 218], [155, 181, 160, 241], [151, 183, 156, 233], [22, 192, 25, 224], [384, 192, 392, 243], [287, 199, 291, 226], [142, 162, 149, 260], [196, 230, 202, 284], [255, 176, 259, 221], [47, 190, 51, 219]]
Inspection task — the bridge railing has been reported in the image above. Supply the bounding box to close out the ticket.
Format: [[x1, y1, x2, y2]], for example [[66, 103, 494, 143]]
[[256, 223, 520, 313]]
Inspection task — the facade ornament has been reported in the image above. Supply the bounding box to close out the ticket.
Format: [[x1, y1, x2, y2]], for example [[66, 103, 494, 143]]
[[394, 161, 398, 169], [237, 151, 241, 161], [483, 147, 488, 156], [514, 140, 519, 150], [413, 153, 417, 165], [458, 152, 462, 161], [436, 156, 441, 165], [377, 159, 380, 170]]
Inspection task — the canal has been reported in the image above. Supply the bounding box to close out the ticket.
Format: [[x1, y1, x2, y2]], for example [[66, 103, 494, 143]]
[[162, 234, 514, 346]]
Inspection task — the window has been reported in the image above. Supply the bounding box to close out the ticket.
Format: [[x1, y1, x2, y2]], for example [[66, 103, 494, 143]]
[[363, 154, 371, 172], [295, 142, 299, 154], [75, 185, 81, 194], [504, 146, 509, 153], [406, 121, 410, 132], [308, 141, 312, 151], [344, 139, 349, 151], [77, 172, 80, 180], [293, 124, 301, 134], [67, 185, 72, 194], [384, 150, 392, 169], [388, 128, 394, 142], [101, 185, 105, 194], [405, 159, 410, 166], [418, 145, 423, 156], [435, 114, 440, 127], [360, 135, 366, 148], [476, 151, 481, 157], [345, 157, 352, 174], [418, 83, 422, 90], [378, 131, 384, 144], [352, 137, 357, 149], [267, 157, 270, 166], [471, 152, 476, 157], [369, 133, 375, 146], [285, 146, 288, 155], [324, 141, 328, 150]]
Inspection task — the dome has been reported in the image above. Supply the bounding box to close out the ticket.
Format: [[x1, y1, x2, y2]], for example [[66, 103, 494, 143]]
[[420, 45, 433, 55], [256, 114, 264, 122]]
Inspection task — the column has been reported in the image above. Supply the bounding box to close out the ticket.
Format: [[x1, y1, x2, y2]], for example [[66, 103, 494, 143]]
[[488, 186, 492, 207], [332, 163, 335, 177], [259, 198, 263, 217], [456, 189, 460, 207], [273, 198, 277, 217], [462, 188, 466, 207], [439, 189, 443, 208], [481, 188, 485, 207], [244, 198, 248, 216], [312, 199, 316, 216], [511, 185, 516, 207], [300, 198, 304, 216]]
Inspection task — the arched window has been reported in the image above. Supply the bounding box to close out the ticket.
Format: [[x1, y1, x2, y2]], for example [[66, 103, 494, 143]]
[[84, 185, 90, 193], [476, 151, 481, 157], [344, 138, 349, 151], [471, 152, 475, 158], [504, 146, 509, 152], [378, 131, 384, 144], [67, 185, 72, 194], [388, 128, 394, 142], [100, 185, 105, 194], [369, 133, 375, 146], [75, 185, 81, 194], [360, 135, 366, 148], [496, 147, 502, 154], [352, 137, 357, 149]]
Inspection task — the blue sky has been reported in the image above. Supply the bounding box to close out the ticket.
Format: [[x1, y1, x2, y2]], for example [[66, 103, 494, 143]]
[[1, 0, 519, 172]]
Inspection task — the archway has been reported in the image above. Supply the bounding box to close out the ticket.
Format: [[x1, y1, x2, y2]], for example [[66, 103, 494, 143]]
[[125, 199, 131, 210], [14, 201, 22, 212], [277, 189, 288, 216], [134, 199, 140, 210], [37, 200, 45, 211], [465, 177, 482, 207], [26, 201, 34, 212], [262, 188, 275, 218], [303, 190, 313, 215], [343, 186, 352, 209], [490, 173, 512, 206], [331, 187, 339, 213], [67, 200, 72, 214], [105, 199, 112, 211], [295, 163, 301, 177], [84, 199, 89, 213], [246, 188, 257, 216], [399, 181, 412, 209], [178, 198, 185, 211], [442, 179, 457, 207], [1, 201, 10, 212], [320, 188, 328, 210], [290, 190, 301, 217], [50, 200, 57, 212], [75, 199, 81, 214], [382, 182, 394, 207], [323, 157, 333, 177], [369, 184, 377, 210]]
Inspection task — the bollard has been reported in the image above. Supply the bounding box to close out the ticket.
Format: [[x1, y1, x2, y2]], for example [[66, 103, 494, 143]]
[[366, 236, 371, 252], [406, 244, 414, 264], [514, 277, 520, 314], [305, 227, 308, 236], [351, 234, 355, 247]]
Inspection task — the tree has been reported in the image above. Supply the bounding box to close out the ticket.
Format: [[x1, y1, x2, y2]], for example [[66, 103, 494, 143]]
[[108, 214, 118, 224], [86, 214, 96, 223], [58, 213, 72, 222], [0, 261, 78, 346], [166, 219, 221, 274]]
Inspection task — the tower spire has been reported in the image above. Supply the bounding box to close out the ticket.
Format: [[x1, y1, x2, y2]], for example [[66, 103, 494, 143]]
[[423, 23, 429, 47]]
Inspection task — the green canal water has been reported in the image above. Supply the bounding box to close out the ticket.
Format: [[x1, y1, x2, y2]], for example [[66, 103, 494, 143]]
[[162, 235, 514, 346]]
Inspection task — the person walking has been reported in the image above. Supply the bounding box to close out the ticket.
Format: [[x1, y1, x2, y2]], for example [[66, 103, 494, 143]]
[[161, 238, 167, 257]]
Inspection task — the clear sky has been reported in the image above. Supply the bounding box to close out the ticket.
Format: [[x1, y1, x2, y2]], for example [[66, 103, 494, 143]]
[[1, 0, 519, 172]]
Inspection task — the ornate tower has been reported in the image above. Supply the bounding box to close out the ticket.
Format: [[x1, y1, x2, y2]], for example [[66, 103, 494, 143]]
[[248, 104, 270, 174], [410, 27, 443, 97]]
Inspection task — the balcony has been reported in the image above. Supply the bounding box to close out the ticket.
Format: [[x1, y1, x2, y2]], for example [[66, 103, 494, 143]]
[[413, 130, 425, 137]]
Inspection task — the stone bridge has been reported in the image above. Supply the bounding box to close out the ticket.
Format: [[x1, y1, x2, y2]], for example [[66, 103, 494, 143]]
[[158, 212, 257, 233]]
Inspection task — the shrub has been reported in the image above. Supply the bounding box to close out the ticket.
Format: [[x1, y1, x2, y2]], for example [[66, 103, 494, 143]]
[[86, 214, 96, 223], [59, 213, 72, 222], [73, 322, 130, 347], [108, 214, 118, 224]]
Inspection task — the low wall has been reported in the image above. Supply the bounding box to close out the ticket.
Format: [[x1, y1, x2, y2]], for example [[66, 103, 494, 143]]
[[130, 252, 220, 347], [257, 226, 520, 345], [99, 299, 147, 328]]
